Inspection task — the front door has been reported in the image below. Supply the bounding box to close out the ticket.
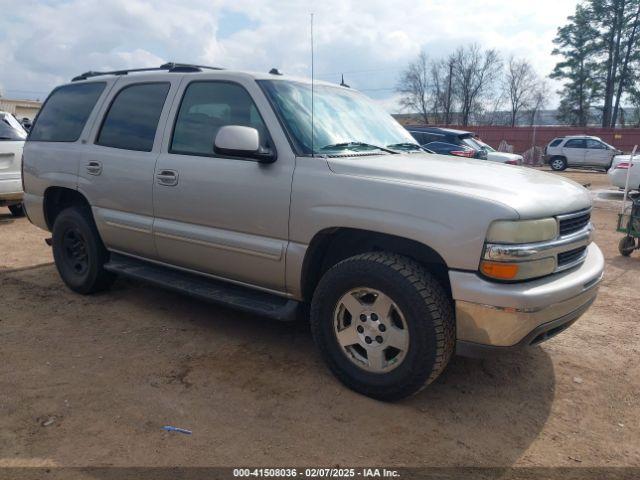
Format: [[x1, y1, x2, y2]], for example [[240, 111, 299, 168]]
[[152, 79, 294, 293], [584, 139, 612, 167]]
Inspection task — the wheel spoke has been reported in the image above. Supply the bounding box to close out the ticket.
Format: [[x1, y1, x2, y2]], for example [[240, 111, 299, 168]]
[[371, 293, 393, 319], [340, 293, 364, 317], [367, 348, 386, 371], [385, 325, 409, 350], [336, 324, 360, 347]]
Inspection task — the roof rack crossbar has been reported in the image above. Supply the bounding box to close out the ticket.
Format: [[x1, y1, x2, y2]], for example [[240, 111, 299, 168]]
[[71, 62, 224, 81]]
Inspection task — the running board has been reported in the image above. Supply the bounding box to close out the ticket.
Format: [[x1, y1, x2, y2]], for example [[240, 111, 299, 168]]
[[104, 253, 299, 321]]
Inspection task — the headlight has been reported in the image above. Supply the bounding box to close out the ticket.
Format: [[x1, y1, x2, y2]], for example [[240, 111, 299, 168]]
[[486, 218, 558, 244], [482, 218, 560, 281]]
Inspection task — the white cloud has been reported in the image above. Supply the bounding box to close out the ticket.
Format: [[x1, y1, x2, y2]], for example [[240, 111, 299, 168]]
[[0, 0, 578, 108]]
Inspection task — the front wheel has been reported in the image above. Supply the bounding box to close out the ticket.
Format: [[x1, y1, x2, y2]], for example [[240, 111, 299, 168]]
[[310, 252, 455, 401], [51, 207, 115, 294]]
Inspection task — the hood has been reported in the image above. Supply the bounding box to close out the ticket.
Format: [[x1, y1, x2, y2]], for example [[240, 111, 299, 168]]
[[326, 153, 591, 219]]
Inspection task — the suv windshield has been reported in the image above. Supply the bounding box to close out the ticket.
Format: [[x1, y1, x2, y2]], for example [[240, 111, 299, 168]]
[[0, 113, 27, 141], [259, 80, 418, 155]]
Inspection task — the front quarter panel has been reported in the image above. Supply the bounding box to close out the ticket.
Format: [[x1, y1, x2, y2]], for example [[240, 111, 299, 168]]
[[287, 156, 518, 296]]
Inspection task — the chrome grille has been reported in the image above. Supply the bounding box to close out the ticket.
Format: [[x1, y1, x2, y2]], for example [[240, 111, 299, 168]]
[[557, 246, 587, 267], [558, 210, 591, 236]]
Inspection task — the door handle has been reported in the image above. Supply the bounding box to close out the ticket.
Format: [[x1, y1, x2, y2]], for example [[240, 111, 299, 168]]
[[156, 169, 179, 186], [86, 161, 102, 175]]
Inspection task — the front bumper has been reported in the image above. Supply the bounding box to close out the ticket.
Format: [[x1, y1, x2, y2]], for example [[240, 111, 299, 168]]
[[450, 243, 604, 356]]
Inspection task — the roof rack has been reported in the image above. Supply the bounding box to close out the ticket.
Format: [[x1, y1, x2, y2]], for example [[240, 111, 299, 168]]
[[71, 62, 224, 82]]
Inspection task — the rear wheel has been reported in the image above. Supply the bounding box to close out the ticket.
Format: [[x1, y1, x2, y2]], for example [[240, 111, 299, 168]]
[[310, 252, 455, 401], [618, 236, 636, 257], [8, 203, 25, 217], [550, 157, 567, 171], [51, 207, 115, 294]]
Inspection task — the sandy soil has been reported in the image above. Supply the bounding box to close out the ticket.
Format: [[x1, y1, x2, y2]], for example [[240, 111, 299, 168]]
[[0, 169, 638, 471]]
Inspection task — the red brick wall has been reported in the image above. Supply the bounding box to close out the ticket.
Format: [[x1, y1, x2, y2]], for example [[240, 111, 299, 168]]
[[414, 126, 640, 154]]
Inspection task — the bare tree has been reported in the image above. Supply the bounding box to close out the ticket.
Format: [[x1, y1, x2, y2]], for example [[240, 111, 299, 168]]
[[397, 50, 432, 124], [504, 56, 537, 126], [526, 79, 551, 126], [452, 44, 502, 126], [430, 56, 456, 125]]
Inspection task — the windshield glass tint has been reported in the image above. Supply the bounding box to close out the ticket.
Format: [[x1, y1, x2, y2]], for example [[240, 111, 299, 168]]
[[0, 114, 27, 141], [259, 80, 416, 155]]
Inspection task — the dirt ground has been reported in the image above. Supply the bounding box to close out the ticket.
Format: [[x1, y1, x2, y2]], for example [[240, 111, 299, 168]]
[[0, 168, 639, 471]]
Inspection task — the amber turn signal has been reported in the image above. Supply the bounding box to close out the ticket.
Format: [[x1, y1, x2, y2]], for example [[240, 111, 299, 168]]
[[480, 261, 519, 280]]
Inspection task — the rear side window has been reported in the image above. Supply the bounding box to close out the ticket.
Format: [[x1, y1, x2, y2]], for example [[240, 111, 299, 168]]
[[444, 135, 462, 145], [549, 138, 563, 147], [29, 82, 105, 142], [97, 83, 170, 152]]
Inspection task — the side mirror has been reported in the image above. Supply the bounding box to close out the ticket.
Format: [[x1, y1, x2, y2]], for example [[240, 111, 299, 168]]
[[214, 125, 276, 163]]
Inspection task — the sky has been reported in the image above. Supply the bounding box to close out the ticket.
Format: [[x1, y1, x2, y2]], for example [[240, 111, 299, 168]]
[[0, 0, 579, 112]]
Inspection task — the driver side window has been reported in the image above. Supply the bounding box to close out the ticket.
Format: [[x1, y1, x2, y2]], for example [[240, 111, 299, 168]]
[[586, 139, 605, 149], [170, 81, 270, 157]]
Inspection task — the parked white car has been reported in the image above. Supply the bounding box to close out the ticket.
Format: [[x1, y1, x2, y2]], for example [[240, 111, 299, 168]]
[[476, 140, 523, 165], [545, 135, 621, 171], [0, 111, 27, 216], [608, 154, 639, 191]]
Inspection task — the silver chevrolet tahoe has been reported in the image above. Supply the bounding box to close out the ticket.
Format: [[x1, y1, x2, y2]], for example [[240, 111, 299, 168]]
[[23, 63, 604, 400]]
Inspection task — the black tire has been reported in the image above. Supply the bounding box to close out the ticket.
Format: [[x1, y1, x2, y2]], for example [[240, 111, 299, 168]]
[[550, 156, 567, 171], [618, 236, 636, 257], [8, 203, 25, 217], [51, 207, 115, 294], [310, 252, 455, 401]]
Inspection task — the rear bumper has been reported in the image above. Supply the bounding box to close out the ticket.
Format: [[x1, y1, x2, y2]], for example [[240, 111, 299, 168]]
[[450, 243, 604, 355], [0, 178, 23, 205]]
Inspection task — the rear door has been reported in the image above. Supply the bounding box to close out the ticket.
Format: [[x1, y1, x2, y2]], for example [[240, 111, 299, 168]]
[[79, 75, 179, 259], [584, 139, 612, 167], [562, 138, 586, 166]]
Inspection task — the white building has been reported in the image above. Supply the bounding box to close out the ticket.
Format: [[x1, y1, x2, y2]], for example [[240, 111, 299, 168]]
[[0, 97, 42, 121]]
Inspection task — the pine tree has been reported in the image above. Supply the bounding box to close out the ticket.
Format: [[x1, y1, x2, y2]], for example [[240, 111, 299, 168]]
[[590, 0, 640, 127], [550, 5, 600, 126]]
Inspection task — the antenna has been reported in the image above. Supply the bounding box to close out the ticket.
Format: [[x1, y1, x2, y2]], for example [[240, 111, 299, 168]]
[[310, 12, 315, 158]]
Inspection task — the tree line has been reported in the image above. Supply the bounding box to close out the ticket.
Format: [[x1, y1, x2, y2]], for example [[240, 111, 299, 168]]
[[397, 45, 550, 127], [552, 0, 640, 127], [397, 0, 640, 127]]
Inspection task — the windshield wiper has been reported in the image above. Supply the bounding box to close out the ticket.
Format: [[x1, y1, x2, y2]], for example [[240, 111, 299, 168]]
[[319, 142, 399, 154], [386, 142, 424, 152]]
